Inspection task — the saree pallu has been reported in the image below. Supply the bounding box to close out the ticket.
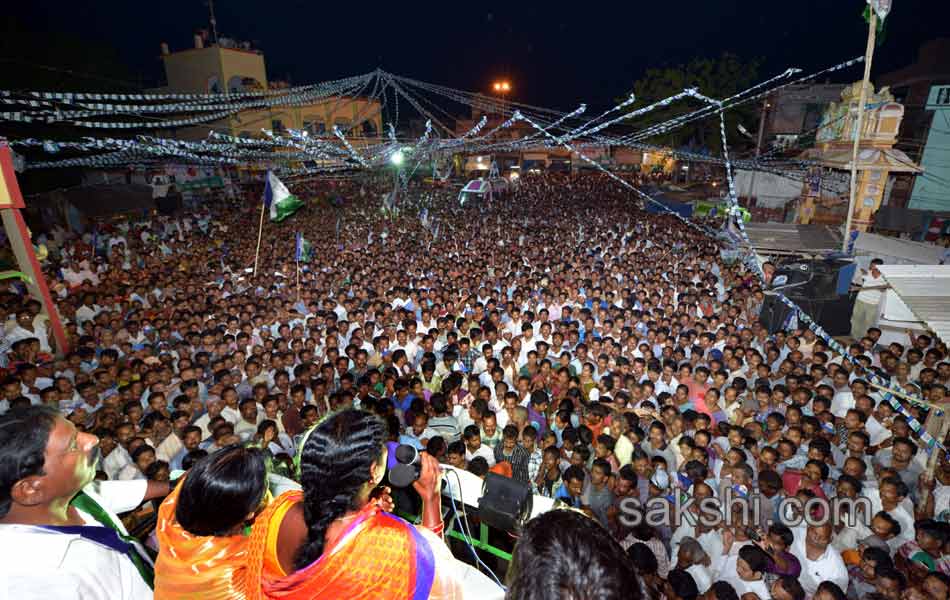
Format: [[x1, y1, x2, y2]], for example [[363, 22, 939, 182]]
[[246, 492, 462, 600], [153, 479, 252, 600]]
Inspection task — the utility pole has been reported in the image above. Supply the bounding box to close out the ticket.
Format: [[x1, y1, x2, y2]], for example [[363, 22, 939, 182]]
[[842, 11, 878, 252], [745, 96, 770, 205]]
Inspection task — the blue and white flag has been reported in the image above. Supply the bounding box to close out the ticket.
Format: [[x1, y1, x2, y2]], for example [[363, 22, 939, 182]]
[[295, 232, 311, 262], [264, 171, 304, 223]]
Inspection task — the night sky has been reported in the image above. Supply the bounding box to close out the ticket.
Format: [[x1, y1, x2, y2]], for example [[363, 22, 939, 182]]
[[6, 0, 950, 111]]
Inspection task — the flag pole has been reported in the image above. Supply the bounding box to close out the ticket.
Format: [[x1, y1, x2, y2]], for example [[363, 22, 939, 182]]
[[842, 10, 877, 252], [296, 232, 301, 302], [253, 194, 266, 277]]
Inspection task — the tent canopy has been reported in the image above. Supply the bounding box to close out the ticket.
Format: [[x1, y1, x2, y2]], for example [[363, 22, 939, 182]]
[[461, 179, 490, 194], [65, 184, 156, 217]]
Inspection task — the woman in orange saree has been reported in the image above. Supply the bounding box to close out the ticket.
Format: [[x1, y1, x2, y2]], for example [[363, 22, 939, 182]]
[[245, 410, 463, 600], [153, 445, 269, 600]]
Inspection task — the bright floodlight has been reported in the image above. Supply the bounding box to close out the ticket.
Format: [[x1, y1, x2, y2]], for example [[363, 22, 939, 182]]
[[391, 150, 404, 166]]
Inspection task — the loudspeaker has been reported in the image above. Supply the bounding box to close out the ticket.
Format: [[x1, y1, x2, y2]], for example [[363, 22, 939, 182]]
[[156, 195, 179, 215], [759, 293, 857, 336], [760, 295, 795, 334], [810, 293, 857, 337], [773, 258, 855, 300], [478, 472, 533, 532]]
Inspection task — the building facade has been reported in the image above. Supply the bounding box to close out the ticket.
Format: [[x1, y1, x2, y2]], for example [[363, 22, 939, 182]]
[[879, 38, 950, 211], [157, 40, 382, 142], [760, 84, 847, 152], [910, 85, 950, 211]]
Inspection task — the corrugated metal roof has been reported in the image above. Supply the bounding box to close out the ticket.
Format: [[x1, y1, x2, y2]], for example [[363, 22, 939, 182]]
[[854, 232, 947, 265], [744, 223, 842, 253], [878, 265, 950, 344]]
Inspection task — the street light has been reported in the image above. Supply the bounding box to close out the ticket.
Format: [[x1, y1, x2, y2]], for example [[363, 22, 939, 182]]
[[391, 150, 404, 166], [492, 80, 512, 116]]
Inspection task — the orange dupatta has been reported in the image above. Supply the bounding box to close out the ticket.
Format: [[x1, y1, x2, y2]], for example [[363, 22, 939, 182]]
[[154, 479, 253, 600]]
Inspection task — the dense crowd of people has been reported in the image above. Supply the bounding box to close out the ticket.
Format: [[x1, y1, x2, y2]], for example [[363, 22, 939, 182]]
[[0, 171, 948, 600]]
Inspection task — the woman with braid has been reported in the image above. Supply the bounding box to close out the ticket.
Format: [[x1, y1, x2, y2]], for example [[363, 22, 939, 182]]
[[245, 409, 462, 600]]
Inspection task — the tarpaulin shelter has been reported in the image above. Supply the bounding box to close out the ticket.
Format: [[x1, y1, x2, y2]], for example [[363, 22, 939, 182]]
[[30, 183, 156, 232]]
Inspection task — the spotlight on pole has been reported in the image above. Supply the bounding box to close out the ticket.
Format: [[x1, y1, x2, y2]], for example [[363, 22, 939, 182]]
[[391, 150, 404, 166]]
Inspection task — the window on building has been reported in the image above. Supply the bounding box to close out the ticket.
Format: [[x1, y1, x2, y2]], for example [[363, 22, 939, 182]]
[[935, 87, 950, 106], [334, 118, 350, 130], [303, 121, 326, 135], [228, 76, 263, 93], [361, 120, 378, 138]]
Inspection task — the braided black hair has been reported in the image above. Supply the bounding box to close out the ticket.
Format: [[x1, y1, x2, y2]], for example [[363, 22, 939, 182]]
[[294, 409, 385, 570]]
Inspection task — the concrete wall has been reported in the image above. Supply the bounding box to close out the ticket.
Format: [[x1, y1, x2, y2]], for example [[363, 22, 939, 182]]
[[162, 47, 226, 94], [218, 48, 268, 91], [766, 84, 846, 138], [909, 85, 950, 211], [162, 47, 267, 94]]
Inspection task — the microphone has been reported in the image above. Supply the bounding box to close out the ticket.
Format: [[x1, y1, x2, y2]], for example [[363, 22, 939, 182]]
[[389, 444, 423, 488]]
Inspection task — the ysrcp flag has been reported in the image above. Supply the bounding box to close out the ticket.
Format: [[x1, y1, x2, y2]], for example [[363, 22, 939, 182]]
[[295, 232, 312, 262], [867, 0, 892, 20], [264, 171, 304, 223]]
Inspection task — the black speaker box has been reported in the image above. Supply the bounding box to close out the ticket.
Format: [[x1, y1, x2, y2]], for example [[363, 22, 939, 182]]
[[759, 293, 856, 336], [774, 258, 854, 301], [760, 295, 795, 334], [478, 472, 533, 533]]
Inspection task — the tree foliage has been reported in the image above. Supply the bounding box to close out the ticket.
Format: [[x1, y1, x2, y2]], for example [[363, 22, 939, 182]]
[[623, 53, 763, 154]]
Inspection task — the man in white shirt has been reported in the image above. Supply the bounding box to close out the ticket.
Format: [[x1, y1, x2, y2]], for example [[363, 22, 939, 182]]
[[194, 398, 226, 439], [851, 258, 886, 340], [0, 405, 170, 599], [5, 309, 52, 353], [399, 413, 439, 451], [75, 295, 103, 327], [655, 364, 680, 398], [220, 388, 243, 424], [517, 324, 538, 368], [98, 431, 133, 481], [62, 261, 100, 287], [462, 424, 496, 466], [790, 522, 848, 596], [234, 398, 264, 442]]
